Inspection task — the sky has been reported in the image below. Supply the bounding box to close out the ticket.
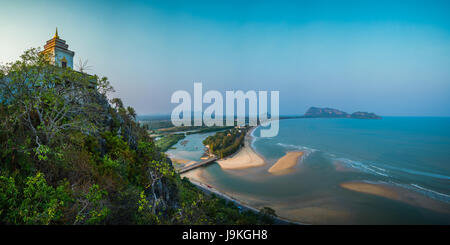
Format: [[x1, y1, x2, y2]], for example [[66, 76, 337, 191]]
[[1, 0, 450, 116]]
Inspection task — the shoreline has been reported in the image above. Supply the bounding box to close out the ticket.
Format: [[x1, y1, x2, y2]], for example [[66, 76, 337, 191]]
[[268, 151, 304, 175], [216, 126, 266, 170], [341, 181, 450, 214], [172, 125, 305, 224], [170, 121, 450, 224], [184, 172, 304, 225]]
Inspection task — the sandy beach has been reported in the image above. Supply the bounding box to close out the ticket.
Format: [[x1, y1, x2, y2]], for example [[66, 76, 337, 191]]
[[341, 182, 399, 200], [170, 158, 191, 164], [170, 157, 197, 166], [172, 122, 450, 224], [268, 151, 304, 175], [216, 127, 266, 170], [341, 181, 450, 214], [181, 168, 206, 183], [181, 169, 301, 225]]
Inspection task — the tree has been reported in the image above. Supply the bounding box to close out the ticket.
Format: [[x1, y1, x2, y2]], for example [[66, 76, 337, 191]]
[[111, 98, 123, 110], [259, 207, 276, 224], [127, 106, 136, 120], [0, 48, 113, 158], [75, 58, 92, 73], [0, 172, 71, 224], [0, 48, 276, 226]]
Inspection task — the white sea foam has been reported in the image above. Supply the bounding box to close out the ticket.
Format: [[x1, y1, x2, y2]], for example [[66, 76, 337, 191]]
[[336, 158, 390, 177], [335, 156, 450, 203], [270, 134, 450, 205], [380, 164, 450, 180], [276, 143, 317, 153], [370, 165, 387, 172], [390, 182, 450, 203], [336, 157, 450, 181], [409, 184, 450, 203], [360, 180, 450, 204], [274, 143, 318, 163]]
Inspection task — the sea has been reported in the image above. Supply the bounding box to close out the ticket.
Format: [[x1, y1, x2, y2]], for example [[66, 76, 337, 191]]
[[172, 117, 450, 224]]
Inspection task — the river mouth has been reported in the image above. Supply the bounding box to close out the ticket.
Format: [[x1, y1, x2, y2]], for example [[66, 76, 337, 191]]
[[176, 118, 450, 224]]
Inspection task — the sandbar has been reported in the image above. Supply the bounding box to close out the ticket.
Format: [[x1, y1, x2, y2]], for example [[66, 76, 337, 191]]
[[340, 181, 450, 214], [268, 151, 304, 175]]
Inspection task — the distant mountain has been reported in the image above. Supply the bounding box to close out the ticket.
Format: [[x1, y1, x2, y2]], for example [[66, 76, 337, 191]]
[[350, 111, 382, 119], [304, 107, 381, 119], [304, 107, 349, 118]]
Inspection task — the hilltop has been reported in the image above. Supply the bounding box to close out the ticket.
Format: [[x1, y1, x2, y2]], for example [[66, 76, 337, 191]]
[[0, 48, 276, 225]]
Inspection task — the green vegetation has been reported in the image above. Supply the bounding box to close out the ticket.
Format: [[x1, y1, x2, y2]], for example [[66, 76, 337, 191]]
[[156, 125, 198, 133], [203, 128, 246, 158], [139, 119, 174, 130], [185, 126, 234, 135], [153, 126, 234, 152], [0, 48, 274, 225], [176, 178, 275, 225], [154, 125, 232, 134], [155, 134, 185, 152]]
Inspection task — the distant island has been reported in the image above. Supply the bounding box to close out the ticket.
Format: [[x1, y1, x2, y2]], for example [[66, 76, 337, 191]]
[[303, 107, 382, 119]]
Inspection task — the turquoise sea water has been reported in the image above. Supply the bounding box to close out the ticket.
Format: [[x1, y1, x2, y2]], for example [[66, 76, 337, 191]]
[[177, 117, 450, 224], [166, 131, 217, 161]]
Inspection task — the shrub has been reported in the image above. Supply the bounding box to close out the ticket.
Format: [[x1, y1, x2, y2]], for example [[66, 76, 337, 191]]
[[0, 172, 71, 224]]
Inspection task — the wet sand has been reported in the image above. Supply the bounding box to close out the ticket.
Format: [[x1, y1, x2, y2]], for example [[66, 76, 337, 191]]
[[216, 127, 266, 170], [181, 168, 206, 183], [268, 151, 304, 175], [170, 158, 191, 164], [333, 160, 359, 172], [170, 157, 197, 166], [174, 124, 450, 224], [169, 157, 198, 173], [340, 181, 450, 214]]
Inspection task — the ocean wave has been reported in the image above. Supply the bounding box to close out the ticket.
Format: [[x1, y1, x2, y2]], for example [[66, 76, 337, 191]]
[[274, 141, 450, 203], [276, 143, 317, 153], [334, 156, 450, 182], [336, 158, 390, 177], [378, 164, 450, 180], [409, 184, 450, 203], [391, 182, 450, 204], [370, 165, 387, 172], [360, 180, 450, 203]]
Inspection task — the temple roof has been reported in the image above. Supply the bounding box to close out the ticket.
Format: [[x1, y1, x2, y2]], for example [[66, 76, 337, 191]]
[[54, 27, 59, 39], [42, 28, 74, 55]]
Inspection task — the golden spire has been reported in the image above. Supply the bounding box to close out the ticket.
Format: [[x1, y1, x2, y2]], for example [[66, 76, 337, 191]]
[[53, 27, 59, 39]]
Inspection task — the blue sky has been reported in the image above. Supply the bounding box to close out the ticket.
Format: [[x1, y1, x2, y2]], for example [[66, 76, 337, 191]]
[[1, 0, 450, 116]]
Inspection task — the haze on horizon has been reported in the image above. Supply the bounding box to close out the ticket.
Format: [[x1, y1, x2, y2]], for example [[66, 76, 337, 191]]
[[1, 0, 450, 116]]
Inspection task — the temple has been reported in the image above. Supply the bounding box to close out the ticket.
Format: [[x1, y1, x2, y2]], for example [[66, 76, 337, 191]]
[[42, 28, 75, 69]]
